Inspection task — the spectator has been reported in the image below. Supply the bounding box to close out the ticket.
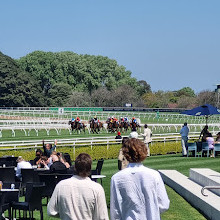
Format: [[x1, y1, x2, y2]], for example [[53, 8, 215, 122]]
[[37, 156, 50, 169], [33, 149, 43, 165], [129, 129, 139, 139], [60, 153, 71, 169], [16, 156, 32, 181], [180, 122, 189, 157], [216, 132, 220, 143], [111, 138, 170, 220], [50, 153, 67, 174], [118, 137, 129, 170], [141, 124, 152, 157], [47, 153, 109, 220], [206, 133, 214, 157], [115, 131, 122, 140], [43, 139, 57, 158], [199, 125, 209, 142]]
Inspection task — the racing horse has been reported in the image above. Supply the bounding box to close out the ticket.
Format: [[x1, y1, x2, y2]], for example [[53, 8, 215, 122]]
[[107, 121, 119, 133], [89, 119, 102, 133], [68, 120, 86, 133], [130, 121, 141, 131], [119, 121, 130, 133]]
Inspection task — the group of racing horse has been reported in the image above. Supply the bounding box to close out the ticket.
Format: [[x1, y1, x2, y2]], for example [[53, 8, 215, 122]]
[[68, 117, 140, 134]]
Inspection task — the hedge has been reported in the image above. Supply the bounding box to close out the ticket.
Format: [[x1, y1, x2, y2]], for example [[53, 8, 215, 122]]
[[0, 141, 182, 161]]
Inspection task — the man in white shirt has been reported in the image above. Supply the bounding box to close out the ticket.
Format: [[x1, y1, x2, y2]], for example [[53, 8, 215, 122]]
[[47, 153, 109, 220], [16, 156, 32, 181], [111, 138, 170, 220], [141, 124, 152, 157], [180, 122, 189, 156]]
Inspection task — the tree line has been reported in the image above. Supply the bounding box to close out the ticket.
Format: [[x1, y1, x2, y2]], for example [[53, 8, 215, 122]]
[[0, 51, 216, 108]]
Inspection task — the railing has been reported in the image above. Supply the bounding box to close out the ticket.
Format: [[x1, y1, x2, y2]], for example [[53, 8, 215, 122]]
[[201, 186, 220, 196], [1, 108, 220, 124], [0, 134, 200, 151]]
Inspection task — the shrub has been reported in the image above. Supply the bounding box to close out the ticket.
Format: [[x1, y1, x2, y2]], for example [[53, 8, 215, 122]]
[[0, 141, 181, 161]]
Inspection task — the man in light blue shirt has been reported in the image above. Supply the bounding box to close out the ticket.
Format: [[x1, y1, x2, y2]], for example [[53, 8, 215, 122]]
[[180, 122, 189, 156]]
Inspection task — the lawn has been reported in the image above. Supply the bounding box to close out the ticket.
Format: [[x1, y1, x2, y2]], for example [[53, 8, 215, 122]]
[[36, 153, 219, 220]]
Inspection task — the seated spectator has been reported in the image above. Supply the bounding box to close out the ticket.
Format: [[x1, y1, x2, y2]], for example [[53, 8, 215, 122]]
[[43, 139, 57, 158], [111, 138, 170, 219], [36, 156, 50, 169], [216, 132, 220, 143], [115, 131, 122, 140], [206, 133, 214, 157], [50, 153, 67, 174], [33, 149, 43, 165], [47, 153, 109, 220], [16, 156, 32, 181], [199, 125, 209, 142], [60, 153, 71, 169]]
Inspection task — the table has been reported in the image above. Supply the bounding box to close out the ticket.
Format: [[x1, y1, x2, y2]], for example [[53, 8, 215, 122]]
[[0, 189, 19, 192]]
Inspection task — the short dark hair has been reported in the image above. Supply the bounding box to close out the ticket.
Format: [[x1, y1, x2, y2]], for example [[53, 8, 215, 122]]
[[122, 138, 147, 163], [36, 149, 43, 154], [184, 122, 187, 126], [74, 153, 92, 177], [144, 124, 148, 128]]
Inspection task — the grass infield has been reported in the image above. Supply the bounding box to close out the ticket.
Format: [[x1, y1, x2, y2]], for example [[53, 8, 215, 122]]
[[21, 153, 218, 219]]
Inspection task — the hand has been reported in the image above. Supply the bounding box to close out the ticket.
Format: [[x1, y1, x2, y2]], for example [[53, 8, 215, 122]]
[[54, 139, 57, 145]]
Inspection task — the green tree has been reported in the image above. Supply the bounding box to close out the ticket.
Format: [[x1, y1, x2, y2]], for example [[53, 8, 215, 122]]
[[0, 51, 44, 107], [47, 83, 72, 106], [176, 87, 195, 97]]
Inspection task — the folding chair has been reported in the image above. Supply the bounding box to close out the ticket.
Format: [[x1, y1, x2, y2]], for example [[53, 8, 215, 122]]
[[187, 143, 197, 157]]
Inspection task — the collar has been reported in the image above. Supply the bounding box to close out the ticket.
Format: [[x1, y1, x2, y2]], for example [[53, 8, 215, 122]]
[[127, 163, 143, 168]]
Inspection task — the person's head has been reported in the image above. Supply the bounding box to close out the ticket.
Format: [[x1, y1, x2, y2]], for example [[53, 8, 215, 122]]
[[63, 153, 72, 166], [46, 143, 52, 150], [204, 125, 208, 130], [144, 124, 148, 128], [51, 154, 59, 162], [117, 131, 121, 136], [122, 138, 147, 163], [74, 153, 92, 177], [129, 131, 138, 139], [184, 122, 187, 126], [36, 149, 43, 157], [217, 132, 220, 137], [40, 156, 49, 164], [16, 156, 24, 163]]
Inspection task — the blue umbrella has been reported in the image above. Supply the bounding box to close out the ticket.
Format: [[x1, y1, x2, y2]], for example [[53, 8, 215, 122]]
[[181, 104, 220, 125]]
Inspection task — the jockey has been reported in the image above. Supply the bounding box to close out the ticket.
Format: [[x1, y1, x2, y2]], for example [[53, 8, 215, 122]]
[[71, 118, 75, 122], [76, 117, 81, 124], [120, 117, 124, 122], [124, 117, 128, 123], [132, 117, 137, 123], [114, 117, 119, 124], [94, 116, 99, 125], [106, 117, 111, 123]]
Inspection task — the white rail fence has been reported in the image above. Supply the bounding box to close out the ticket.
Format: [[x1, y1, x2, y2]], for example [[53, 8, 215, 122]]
[[1, 109, 220, 124], [0, 134, 201, 151], [0, 120, 219, 138]]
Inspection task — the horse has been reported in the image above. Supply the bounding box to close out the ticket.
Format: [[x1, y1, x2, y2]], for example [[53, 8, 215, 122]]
[[89, 119, 102, 134], [107, 121, 119, 133], [130, 121, 141, 132], [119, 121, 130, 133], [68, 121, 85, 133]]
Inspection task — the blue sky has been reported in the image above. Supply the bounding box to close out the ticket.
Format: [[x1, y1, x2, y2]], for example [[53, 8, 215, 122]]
[[0, 0, 220, 93]]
